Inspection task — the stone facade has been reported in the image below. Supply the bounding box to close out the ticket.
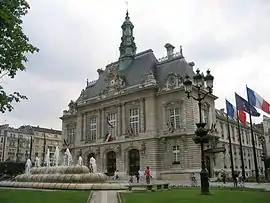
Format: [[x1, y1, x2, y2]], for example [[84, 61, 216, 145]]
[[60, 12, 264, 180], [215, 109, 264, 178], [0, 124, 62, 163], [262, 116, 270, 157]]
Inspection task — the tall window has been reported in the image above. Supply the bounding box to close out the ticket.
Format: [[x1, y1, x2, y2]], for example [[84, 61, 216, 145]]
[[129, 108, 139, 135], [107, 113, 117, 138], [89, 116, 97, 141], [246, 131, 249, 144], [168, 107, 180, 129], [67, 127, 75, 144], [231, 126, 235, 142], [220, 122, 224, 138], [172, 145, 180, 164], [203, 109, 209, 126]]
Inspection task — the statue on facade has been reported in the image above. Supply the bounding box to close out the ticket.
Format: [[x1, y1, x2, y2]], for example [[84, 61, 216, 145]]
[[25, 159, 32, 175], [34, 157, 40, 168], [89, 157, 97, 173]]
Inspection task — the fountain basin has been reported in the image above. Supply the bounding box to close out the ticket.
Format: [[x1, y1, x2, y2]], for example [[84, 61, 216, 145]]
[[0, 181, 128, 190], [30, 166, 90, 174], [14, 173, 107, 183]]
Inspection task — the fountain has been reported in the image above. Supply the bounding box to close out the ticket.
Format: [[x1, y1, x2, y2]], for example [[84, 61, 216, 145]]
[[77, 156, 83, 166], [35, 157, 40, 167], [0, 147, 127, 190], [25, 159, 32, 175], [45, 149, 50, 167], [89, 157, 97, 173], [54, 146, 59, 167], [63, 148, 73, 166]]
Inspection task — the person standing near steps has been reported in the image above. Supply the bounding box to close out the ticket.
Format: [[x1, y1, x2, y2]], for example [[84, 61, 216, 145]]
[[145, 166, 151, 184]]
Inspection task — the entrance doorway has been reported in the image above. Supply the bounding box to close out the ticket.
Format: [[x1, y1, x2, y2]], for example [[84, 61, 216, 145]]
[[87, 153, 95, 168], [106, 151, 116, 176], [128, 149, 140, 175]]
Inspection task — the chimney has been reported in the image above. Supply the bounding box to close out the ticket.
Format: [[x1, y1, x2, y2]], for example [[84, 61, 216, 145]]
[[97, 68, 104, 76], [164, 43, 175, 59], [188, 62, 195, 69]]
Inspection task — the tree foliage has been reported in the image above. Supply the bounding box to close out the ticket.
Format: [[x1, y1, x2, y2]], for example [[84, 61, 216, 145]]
[[0, 0, 39, 113]]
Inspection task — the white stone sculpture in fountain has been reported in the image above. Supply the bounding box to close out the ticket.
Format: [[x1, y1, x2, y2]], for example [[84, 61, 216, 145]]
[[34, 157, 40, 167], [64, 148, 73, 166], [25, 158, 32, 175], [89, 157, 97, 173], [54, 146, 60, 167], [77, 156, 83, 166], [45, 149, 50, 167]]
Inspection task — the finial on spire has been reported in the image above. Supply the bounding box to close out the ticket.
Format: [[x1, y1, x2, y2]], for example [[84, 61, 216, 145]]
[[125, 0, 129, 17], [86, 78, 89, 86], [180, 45, 183, 56]]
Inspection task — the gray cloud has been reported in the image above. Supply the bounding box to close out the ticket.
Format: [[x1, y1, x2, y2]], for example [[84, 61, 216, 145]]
[[2, 0, 270, 129]]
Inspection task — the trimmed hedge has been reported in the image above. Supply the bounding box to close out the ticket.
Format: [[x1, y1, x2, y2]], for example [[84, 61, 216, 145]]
[[0, 162, 25, 179]]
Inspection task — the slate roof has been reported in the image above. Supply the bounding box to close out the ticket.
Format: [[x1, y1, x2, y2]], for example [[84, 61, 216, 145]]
[[81, 49, 195, 100]]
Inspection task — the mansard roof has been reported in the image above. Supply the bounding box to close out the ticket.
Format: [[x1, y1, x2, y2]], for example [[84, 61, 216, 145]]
[[79, 49, 195, 101]]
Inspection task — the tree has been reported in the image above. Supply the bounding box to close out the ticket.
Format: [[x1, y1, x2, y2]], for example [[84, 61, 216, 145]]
[[0, 0, 39, 113]]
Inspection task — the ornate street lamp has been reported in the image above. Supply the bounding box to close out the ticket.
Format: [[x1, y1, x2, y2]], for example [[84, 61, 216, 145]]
[[183, 69, 214, 195]]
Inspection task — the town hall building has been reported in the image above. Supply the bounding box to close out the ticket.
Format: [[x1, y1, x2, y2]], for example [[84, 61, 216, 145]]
[[60, 12, 264, 180]]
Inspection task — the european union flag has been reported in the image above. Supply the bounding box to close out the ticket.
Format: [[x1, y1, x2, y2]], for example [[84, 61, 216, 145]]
[[225, 99, 236, 118], [235, 93, 260, 117]]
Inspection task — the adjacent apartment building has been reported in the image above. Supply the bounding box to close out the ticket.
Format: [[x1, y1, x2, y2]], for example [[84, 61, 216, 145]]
[[60, 12, 264, 180], [262, 116, 270, 157], [0, 124, 62, 163]]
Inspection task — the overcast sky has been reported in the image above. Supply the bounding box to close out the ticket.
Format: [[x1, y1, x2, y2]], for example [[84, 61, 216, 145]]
[[1, 0, 270, 130]]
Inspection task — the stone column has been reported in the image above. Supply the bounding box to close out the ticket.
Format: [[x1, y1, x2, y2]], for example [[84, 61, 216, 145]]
[[97, 109, 101, 142], [139, 98, 145, 133], [144, 96, 157, 133], [121, 103, 126, 134], [100, 108, 105, 138], [83, 114, 87, 141], [76, 114, 83, 144], [81, 113, 84, 141], [117, 105, 122, 136]]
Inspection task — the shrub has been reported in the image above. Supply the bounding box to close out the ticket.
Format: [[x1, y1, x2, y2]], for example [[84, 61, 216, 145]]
[[0, 162, 25, 178]]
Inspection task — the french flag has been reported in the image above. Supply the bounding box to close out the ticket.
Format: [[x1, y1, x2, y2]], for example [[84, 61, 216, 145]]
[[247, 86, 270, 115], [225, 99, 246, 125]]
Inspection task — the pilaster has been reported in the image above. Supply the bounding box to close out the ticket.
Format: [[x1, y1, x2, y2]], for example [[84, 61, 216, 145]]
[[121, 103, 126, 134], [83, 114, 87, 140], [140, 98, 145, 132], [101, 108, 105, 138], [117, 105, 122, 136]]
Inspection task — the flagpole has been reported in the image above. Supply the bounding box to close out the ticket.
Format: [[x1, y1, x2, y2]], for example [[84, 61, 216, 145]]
[[248, 111, 259, 182], [246, 86, 260, 182], [236, 113, 246, 180], [226, 114, 235, 179]]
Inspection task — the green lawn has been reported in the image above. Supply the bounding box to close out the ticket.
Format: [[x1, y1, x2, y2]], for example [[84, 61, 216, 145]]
[[0, 189, 89, 203], [121, 188, 270, 203]]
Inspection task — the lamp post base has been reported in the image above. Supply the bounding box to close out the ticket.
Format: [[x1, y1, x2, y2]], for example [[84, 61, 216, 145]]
[[200, 168, 210, 195]]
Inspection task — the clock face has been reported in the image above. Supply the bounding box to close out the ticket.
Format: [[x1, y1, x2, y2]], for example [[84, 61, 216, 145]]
[[110, 79, 115, 86], [168, 76, 176, 86]]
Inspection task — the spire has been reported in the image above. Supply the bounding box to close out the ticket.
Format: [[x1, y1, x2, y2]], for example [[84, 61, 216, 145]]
[[118, 9, 136, 71]]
